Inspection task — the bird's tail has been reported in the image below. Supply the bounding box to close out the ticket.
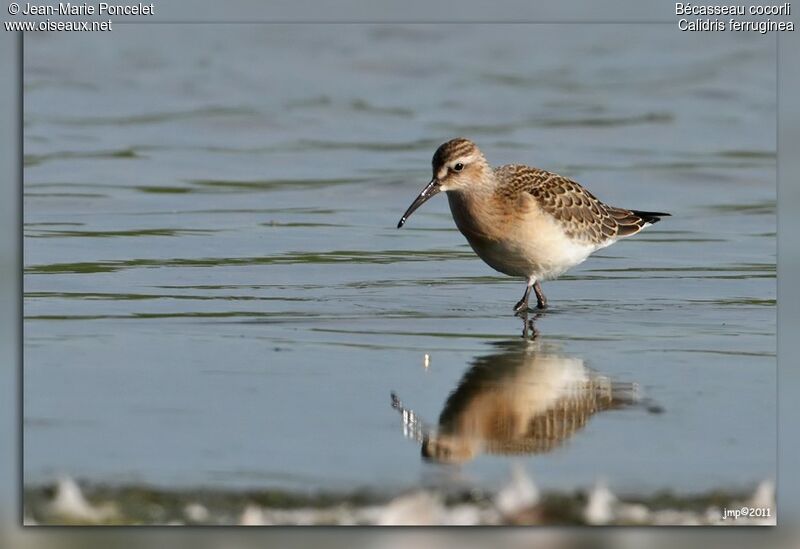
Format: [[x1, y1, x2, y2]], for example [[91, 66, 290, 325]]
[[611, 208, 671, 237], [630, 209, 671, 224]]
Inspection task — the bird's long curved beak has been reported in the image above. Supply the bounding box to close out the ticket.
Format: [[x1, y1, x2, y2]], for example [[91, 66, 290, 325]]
[[397, 179, 441, 228]]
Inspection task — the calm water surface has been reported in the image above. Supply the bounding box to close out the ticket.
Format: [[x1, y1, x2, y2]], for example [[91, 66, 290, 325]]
[[24, 25, 776, 495]]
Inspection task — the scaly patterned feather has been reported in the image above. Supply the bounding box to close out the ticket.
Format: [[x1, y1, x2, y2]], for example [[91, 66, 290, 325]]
[[493, 164, 662, 245]]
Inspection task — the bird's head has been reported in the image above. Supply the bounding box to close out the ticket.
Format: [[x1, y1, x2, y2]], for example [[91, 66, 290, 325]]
[[397, 138, 490, 228]]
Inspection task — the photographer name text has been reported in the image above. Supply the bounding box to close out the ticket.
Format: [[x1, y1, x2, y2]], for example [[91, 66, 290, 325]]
[[15, 2, 153, 15]]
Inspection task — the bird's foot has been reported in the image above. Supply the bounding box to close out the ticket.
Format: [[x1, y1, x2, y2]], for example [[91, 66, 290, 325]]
[[513, 299, 530, 314], [536, 299, 548, 310]]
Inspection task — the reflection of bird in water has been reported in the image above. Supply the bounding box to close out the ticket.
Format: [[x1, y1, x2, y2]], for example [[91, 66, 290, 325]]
[[391, 340, 639, 464]]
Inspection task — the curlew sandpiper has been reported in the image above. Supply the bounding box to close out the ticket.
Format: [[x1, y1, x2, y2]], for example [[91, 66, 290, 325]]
[[397, 138, 670, 312]]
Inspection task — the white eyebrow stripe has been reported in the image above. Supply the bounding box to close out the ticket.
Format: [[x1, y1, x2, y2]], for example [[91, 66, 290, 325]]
[[448, 153, 479, 169], [436, 153, 482, 180]]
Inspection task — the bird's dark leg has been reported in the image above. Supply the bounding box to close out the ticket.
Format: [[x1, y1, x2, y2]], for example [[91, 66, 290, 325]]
[[533, 281, 548, 310], [513, 288, 530, 314], [513, 277, 536, 314]]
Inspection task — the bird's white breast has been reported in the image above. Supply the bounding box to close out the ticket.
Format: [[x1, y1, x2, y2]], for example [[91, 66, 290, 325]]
[[447, 191, 600, 280]]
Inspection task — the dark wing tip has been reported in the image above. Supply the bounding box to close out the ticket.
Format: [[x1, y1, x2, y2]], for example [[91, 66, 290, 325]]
[[630, 210, 671, 224], [613, 209, 670, 237]]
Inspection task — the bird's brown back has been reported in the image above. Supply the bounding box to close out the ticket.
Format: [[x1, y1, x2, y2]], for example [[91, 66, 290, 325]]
[[493, 164, 661, 245]]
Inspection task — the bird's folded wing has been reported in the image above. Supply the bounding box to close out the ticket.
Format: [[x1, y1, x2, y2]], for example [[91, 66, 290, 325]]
[[495, 165, 620, 245]]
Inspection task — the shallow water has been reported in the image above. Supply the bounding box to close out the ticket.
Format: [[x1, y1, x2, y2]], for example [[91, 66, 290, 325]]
[[24, 25, 775, 496]]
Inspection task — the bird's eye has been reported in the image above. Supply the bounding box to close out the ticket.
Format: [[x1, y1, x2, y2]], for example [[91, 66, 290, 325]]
[[453, 162, 464, 172]]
